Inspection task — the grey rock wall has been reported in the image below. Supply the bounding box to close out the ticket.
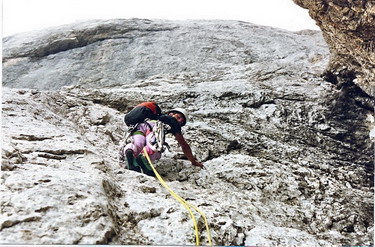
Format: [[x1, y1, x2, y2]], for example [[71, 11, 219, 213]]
[[1, 19, 374, 246], [3, 19, 327, 90]]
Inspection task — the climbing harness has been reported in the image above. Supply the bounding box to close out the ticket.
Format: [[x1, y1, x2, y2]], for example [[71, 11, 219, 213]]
[[142, 148, 212, 246], [124, 120, 170, 151], [119, 120, 170, 170], [148, 120, 170, 153]]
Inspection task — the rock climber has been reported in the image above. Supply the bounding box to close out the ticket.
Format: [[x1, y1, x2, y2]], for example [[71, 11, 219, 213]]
[[120, 108, 204, 176]]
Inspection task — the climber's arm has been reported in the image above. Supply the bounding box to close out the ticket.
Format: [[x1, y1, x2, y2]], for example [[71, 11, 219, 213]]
[[174, 132, 204, 168]]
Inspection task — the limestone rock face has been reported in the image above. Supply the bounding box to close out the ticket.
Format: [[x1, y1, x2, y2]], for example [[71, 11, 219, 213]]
[[2, 19, 328, 90], [1, 19, 374, 246], [293, 0, 375, 97]]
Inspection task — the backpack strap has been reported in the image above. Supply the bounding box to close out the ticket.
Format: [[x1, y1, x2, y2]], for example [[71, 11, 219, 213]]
[[124, 123, 140, 143]]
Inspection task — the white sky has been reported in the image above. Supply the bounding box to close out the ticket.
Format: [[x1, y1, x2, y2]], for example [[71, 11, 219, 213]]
[[1, 0, 319, 37]]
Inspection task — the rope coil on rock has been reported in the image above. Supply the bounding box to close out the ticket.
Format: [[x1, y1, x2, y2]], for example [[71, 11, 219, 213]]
[[142, 148, 212, 246]]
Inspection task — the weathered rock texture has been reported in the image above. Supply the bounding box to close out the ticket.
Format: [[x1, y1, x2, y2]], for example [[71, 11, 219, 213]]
[[293, 0, 375, 97], [1, 19, 374, 246], [2, 19, 328, 90]]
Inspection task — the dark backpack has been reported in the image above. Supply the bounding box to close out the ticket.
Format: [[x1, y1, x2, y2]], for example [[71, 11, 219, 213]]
[[124, 102, 162, 126]]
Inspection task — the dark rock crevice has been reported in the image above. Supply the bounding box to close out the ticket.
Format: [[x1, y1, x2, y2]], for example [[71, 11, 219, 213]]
[[3, 29, 176, 61]]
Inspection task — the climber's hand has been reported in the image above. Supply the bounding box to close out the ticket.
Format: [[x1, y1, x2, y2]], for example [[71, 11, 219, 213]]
[[192, 160, 205, 169]]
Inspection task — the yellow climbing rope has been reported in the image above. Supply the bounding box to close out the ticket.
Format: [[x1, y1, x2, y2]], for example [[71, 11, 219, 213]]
[[142, 148, 212, 246]]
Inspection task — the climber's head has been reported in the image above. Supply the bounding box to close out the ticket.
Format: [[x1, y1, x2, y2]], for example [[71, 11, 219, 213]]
[[168, 108, 188, 126]]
